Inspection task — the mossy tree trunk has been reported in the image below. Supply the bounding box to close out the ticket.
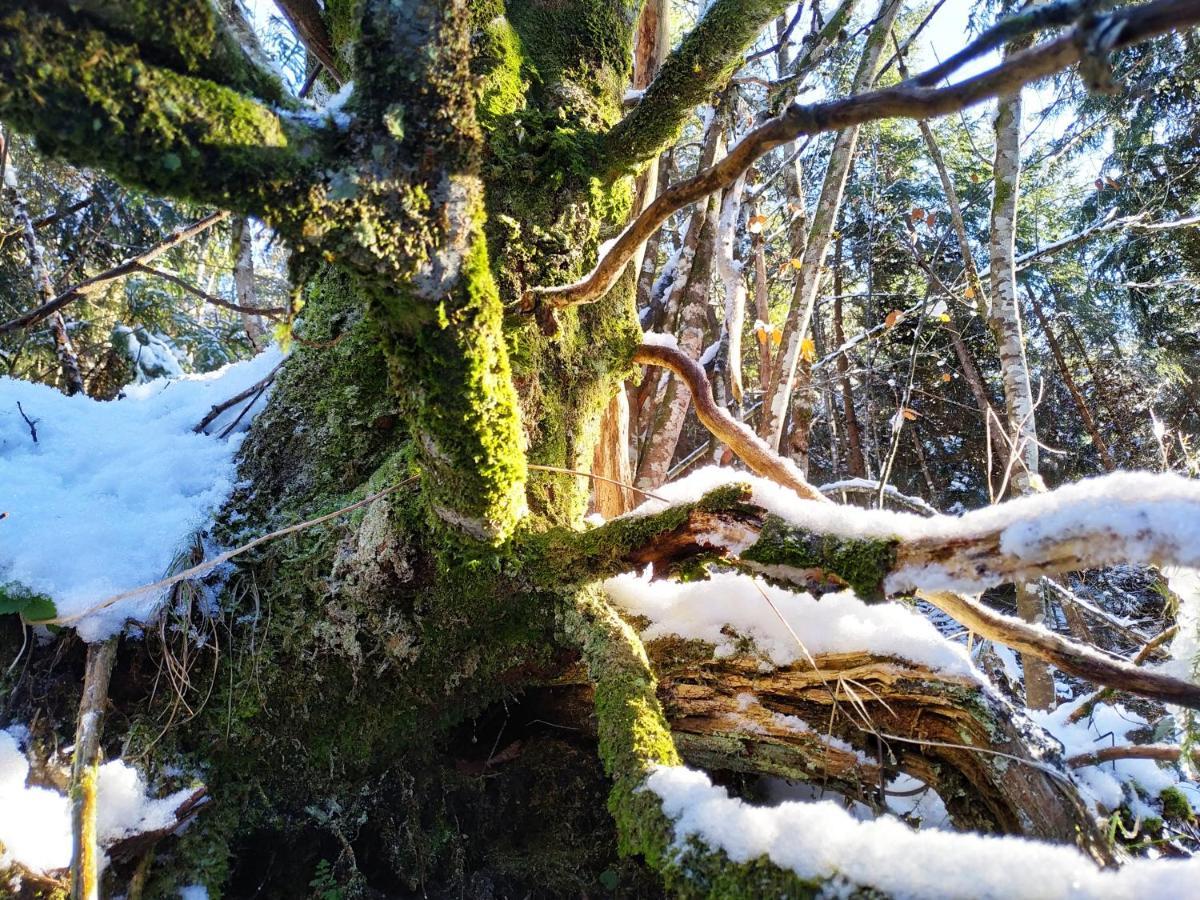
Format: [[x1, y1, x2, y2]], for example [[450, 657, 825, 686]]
[[1, 0, 1162, 894]]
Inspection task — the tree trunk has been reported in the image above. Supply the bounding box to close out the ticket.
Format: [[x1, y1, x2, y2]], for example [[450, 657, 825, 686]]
[[833, 236, 867, 478], [231, 215, 266, 350], [1030, 290, 1117, 472], [987, 54, 1055, 710], [760, 0, 903, 450]]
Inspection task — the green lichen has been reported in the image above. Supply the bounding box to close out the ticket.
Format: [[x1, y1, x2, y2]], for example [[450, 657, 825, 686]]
[[742, 514, 899, 602]]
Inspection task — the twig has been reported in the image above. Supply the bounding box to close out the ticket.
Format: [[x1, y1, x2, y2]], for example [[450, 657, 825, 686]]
[[36, 477, 420, 627], [134, 264, 288, 319], [16, 400, 38, 443], [530, 0, 1200, 309], [193, 361, 284, 434], [69, 636, 118, 900], [526, 463, 668, 502]]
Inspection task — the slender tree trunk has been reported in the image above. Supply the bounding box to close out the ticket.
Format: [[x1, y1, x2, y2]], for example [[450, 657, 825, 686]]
[[750, 196, 772, 392], [832, 236, 867, 478], [760, 0, 902, 450], [232, 216, 266, 350], [1061, 313, 1137, 460], [4, 176, 86, 396], [988, 48, 1055, 710], [636, 192, 722, 489], [1030, 291, 1116, 472]]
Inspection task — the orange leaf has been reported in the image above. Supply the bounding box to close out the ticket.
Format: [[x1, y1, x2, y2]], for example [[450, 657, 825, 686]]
[[901, 408, 919, 421], [790, 258, 803, 270], [911, 207, 925, 222], [941, 372, 952, 382], [926, 211, 937, 228], [800, 337, 816, 363], [770, 329, 783, 348], [964, 284, 976, 299], [885, 309, 903, 328]]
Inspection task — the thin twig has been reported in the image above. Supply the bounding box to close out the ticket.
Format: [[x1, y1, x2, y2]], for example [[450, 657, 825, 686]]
[[37, 477, 421, 627]]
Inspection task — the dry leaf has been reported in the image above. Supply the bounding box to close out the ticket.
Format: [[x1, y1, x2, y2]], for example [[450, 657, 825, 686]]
[[885, 309, 903, 328], [901, 408, 919, 421], [964, 284, 976, 299], [941, 372, 952, 382], [926, 211, 937, 228]]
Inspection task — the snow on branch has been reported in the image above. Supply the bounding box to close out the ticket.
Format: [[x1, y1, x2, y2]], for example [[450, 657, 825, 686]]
[[574, 467, 1200, 709], [529, 0, 1200, 310]]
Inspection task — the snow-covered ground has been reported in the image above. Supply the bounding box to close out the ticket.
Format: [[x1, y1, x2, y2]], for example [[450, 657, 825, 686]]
[[0, 347, 282, 640]]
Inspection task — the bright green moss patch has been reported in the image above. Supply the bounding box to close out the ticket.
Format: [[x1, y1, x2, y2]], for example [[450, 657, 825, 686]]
[[742, 515, 899, 602]]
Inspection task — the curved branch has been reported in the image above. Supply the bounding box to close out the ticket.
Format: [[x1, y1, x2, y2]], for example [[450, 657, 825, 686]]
[[530, 0, 1200, 309], [633, 342, 827, 502]]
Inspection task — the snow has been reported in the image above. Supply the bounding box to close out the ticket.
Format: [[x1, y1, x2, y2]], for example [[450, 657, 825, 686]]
[[178, 888, 209, 900], [1033, 699, 1185, 816], [642, 764, 1200, 898], [0, 346, 283, 640], [1165, 567, 1200, 777], [641, 330, 679, 349], [0, 728, 194, 874], [604, 569, 975, 676], [620, 467, 1200, 594]]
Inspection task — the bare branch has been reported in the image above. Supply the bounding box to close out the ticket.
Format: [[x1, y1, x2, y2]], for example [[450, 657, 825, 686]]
[[633, 342, 827, 502], [135, 264, 288, 319], [531, 0, 1200, 309], [0, 212, 229, 334]]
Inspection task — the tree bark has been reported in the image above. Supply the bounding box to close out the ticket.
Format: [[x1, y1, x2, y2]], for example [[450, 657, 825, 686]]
[[987, 40, 1055, 710], [760, 0, 903, 451]]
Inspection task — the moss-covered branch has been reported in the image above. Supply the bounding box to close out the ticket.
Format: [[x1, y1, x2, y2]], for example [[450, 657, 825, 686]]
[[598, 0, 791, 178], [561, 589, 830, 896], [0, 6, 320, 217], [33, 0, 288, 102]]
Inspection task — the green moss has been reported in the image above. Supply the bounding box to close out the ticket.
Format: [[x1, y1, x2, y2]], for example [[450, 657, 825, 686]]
[[742, 515, 899, 602], [0, 9, 315, 219], [599, 0, 792, 176], [1160, 786, 1197, 823]]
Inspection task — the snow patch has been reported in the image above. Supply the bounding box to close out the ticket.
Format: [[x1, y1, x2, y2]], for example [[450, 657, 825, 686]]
[[0, 728, 194, 874], [0, 347, 283, 639], [604, 569, 975, 676]]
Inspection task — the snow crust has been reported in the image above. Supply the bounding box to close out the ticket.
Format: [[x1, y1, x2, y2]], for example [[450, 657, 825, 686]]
[[0, 728, 194, 874], [621, 467, 1200, 593], [641, 330, 679, 349], [643, 764, 1200, 898], [0, 347, 282, 639], [604, 569, 975, 676]]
